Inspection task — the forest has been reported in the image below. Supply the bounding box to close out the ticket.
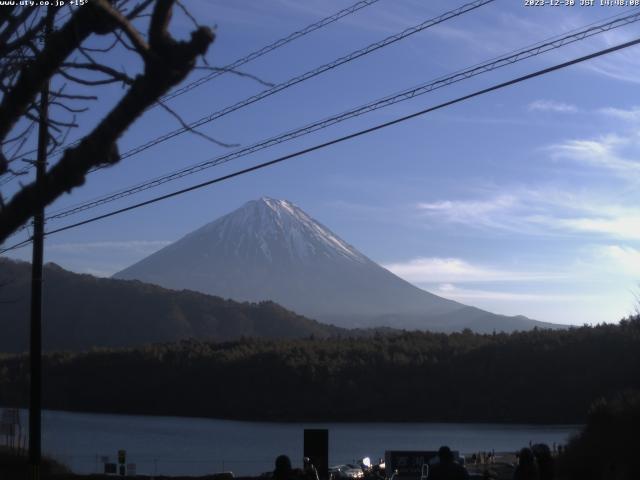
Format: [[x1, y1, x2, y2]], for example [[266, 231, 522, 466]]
[[0, 258, 344, 352], [1, 318, 639, 424]]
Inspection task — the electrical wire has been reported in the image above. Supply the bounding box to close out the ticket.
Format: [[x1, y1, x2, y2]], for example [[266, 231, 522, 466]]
[[105, 0, 495, 164], [41, 9, 640, 223], [0, 0, 382, 185], [2, 0, 497, 190], [3, 33, 638, 255], [158, 0, 383, 104]]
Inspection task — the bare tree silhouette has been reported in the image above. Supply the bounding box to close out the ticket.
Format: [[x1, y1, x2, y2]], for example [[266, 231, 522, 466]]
[[0, 0, 216, 244]]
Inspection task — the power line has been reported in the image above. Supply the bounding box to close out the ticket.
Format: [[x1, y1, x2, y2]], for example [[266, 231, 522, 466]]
[[159, 0, 382, 104], [40, 9, 640, 223], [0, 237, 34, 255], [95, 0, 496, 165], [1, 33, 636, 254], [3, 0, 496, 192], [0, 0, 382, 185]]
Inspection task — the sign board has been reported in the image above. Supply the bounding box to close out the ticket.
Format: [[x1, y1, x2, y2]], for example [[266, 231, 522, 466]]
[[127, 463, 136, 476], [304, 428, 329, 480]]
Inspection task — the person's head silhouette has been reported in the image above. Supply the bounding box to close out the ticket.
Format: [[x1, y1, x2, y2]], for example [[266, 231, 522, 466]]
[[438, 446, 454, 465], [275, 455, 292, 474]]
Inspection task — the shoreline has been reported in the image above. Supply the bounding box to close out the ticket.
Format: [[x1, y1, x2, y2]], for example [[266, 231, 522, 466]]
[[1, 405, 585, 427]]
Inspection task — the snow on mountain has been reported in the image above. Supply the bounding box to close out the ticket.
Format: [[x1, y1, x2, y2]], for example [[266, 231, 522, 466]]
[[190, 197, 367, 264], [113, 198, 558, 333]]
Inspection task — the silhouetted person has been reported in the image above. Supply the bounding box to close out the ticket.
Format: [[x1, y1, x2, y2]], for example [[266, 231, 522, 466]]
[[513, 448, 539, 480], [274, 455, 295, 480], [531, 444, 554, 480], [429, 446, 469, 480]]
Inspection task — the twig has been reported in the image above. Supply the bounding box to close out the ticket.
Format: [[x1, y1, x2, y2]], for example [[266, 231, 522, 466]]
[[176, 0, 200, 29], [61, 62, 135, 85], [58, 68, 131, 86], [94, 0, 150, 54], [194, 65, 274, 87], [157, 99, 239, 148]]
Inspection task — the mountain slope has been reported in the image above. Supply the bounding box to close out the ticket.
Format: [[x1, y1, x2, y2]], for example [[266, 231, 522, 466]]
[[114, 197, 558, 332], [0, 258, 344, 353]]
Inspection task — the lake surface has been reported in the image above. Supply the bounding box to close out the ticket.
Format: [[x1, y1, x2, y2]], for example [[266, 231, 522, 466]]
[[5, 409, 580, 476]]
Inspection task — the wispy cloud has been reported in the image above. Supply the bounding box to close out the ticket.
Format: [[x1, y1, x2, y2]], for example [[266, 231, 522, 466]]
[[548, 132, 640, 175], [427, 24, 481, 45], [434, 283, 583, 302], [598, 106, 640, 122], [594, 244, 640, 276], [383, 257, 557, 283], [583, 28, 640, 85], [528, 100, 578, 113], [47, 240, 171, 255], [416, 185, 640, 241], [534, 214, 640, 241], [416, 196, 518, 229]]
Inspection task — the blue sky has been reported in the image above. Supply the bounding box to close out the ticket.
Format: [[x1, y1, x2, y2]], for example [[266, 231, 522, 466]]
[[3, 0, 640, 325]]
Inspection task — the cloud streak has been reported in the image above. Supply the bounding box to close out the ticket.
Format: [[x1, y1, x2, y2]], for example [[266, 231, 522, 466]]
[[548, 133, 640, 175], [415, 185, 640, 241], [528, 100, 578, 113], [383, 257, 558, 283], [434, 283, 584, 302], [47, 240, 171, 255], [599, 106, 640, 122], [594, 244, 640, 276]]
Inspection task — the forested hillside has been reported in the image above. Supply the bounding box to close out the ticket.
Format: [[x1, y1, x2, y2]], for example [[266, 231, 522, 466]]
[[1, 319, 638, 423], [0, 258, 343, 352]]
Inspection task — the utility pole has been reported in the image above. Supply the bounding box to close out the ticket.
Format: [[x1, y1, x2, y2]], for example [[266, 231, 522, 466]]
[[29, 9, 53, 480]]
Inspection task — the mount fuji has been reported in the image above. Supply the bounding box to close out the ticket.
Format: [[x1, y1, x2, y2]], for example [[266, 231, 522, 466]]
[[114, 197, 557, 332]]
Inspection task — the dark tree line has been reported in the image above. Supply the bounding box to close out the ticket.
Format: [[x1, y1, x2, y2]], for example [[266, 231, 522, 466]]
[[1, 318, 639, 423], [557, 389, 640, 480], [0, 258, 345, 353]]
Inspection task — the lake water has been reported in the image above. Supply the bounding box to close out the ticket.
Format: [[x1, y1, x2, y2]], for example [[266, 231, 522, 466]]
[[4, 409, 580, 476]]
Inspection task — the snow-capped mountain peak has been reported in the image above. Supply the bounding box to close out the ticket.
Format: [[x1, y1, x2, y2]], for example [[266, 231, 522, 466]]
[[114, 197, 550, 333], [193, 197, 367, 264]]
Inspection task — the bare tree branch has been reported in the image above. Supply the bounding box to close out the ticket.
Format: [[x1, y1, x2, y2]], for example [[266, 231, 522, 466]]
[[93, 0, 150, 54], [0, 7, 34, 49], [59, 66, 133, 86], [176, 0, 200, 29], [62, 62, 135, 84], [0, 4, 114, 144], [79, 35, 119, 53], [50, 90, 98, 101], [0, 0, 215, 243], [126, 0, 156, 20], [194, 65, 274, 87], [0, 13, 47, 58], [157, 99, 239, 148], [50, 101, 89, 114]]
